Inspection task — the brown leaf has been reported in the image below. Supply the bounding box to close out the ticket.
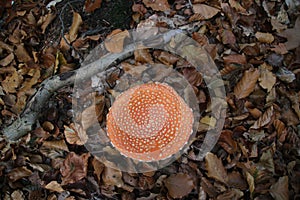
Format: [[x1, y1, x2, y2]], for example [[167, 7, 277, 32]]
[[45, 181, 65, 193], [1, 68, 23, 93], [255, 32, 274, 44], [0, 53, 14, 67], [216, 189, 244, 200], [42, 140, 69, 152], [11, 190, 25, 200], [279, 16, 300, 50], [66, 12, 82, 43], [205, 152, 228, 183], [271, 43, 288, 55], [104, 29, 130, 53], [15, 44, 32, 63], [227, 171, 248, 190], [193, 4, 220, 19], [134, 49, 154, 64], [250, 106, 273, 129], [81, 104, 99, 131], [229, 0, 247, 13], [182, 67, 203, 87], [7, 167, 33, 182], [245, 171, 255, 195], [142, 0, 170, 11], [102, 166, 123, 187], [219, 29, 236, 45], [64, 123, 87, 145], [153, 51, 179, 65], [218, 130, 237, 154], [61, 152, 90, 185], [84, 0, 102, 13], [223, 54, 247, 65], [270, 176, 289, 200], [234, 68, 260, 99], [164, 173, 194, 198], [258, 148, 275, 174], [39, 12, 57, 34], [258, 63, 276, 92], [92, 157, 105, 182]]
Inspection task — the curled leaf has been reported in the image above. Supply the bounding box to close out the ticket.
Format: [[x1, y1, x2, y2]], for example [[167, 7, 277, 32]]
[[250, 106, 274, 129]]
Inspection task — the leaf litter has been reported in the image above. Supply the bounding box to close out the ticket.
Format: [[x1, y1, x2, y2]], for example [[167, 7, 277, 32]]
[[0, 0, 299, 199]]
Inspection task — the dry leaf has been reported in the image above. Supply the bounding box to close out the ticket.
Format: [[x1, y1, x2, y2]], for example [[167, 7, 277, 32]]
[[193, 4, 220, 19], [67, 12, 82, 43], [154, 51, 179, 65], [142, 0, 170, 12], [1, 68, 23, 93], [134, 49, 154, 64], [81, 104, 99, 131], [219, 29, 236, 45], [45, 181, 65, 193], [227, 171, 248, 190], [251, 106, 274, 129], [182, 67, 203, 87], [218, 130, 238, 154], [223, 54, 247, 65], [92, 157, 105, 182], [258, 148, 275, 174], [7, 167, 33, 182], [278, 16, 300, 50], [15, 44, 32, 63], [270, 176, 289, 200], [200, 116, 216, 127], [84, 0, 102, 13], [61, 152, 90, 185], [234, 68, 260, 99], [104, 29, 130, 53], [11, 190, 25, 200], [258, 63, 276, 92], [271, 43, 288, 54], [39, 12, 56, 33], [216, 189, 244, 200], [229, 0, 247, 13], [245, 171, 255, 195], [205, 152, 228, 183], [102, 166, 123, 187], [255, 32, 274, 43], [64, 123, 87, 145], [0, 53, 14, 67], [164, 173, 194, 198], [42, 140, 69, 152]]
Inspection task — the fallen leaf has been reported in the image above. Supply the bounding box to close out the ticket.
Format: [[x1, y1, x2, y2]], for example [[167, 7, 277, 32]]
[[218, 130, 237, 154], [15, 44, 32, 63], [219, 29, 236, 45], [271, 18, 287, 32], [11, 190, 25, 200], [81, 104, 99, 131], [258, 63, 276, 92], [61, 152, 90, 185], [102, 166, 123, 187], [234, 68, 260, 99], [279, 16, 300, 50], [39, 12, 57, 34], [245, 171, 255, 195], [164, 173, 194, 198], [153, 51, 179, 65], [45, 181, 65, 193], [271, 43, 288, 54], [134, 49, 154, 64], [255, 32, 274, 43], [182, 67, 203, 87], [7, 167, 33, 182], [205, 152, 228, 183], [1, 68, 23, 93], [0, 53, 14, 66], [223, 54, 247, 65], [200, 116, 216, 127], [216, 188, 244, 200], [258, 148, 275, 174], [42, 140, 69, 152], [104, 29, 130, 53], [250, 106, 274, 129], [276, 67, 296, 83], [270, 176, 289, 200], [227, 171, 248, 190], [229, 0, 247, 13], [64, 123, 87, 145], [66, 12, 82, 43], [84, 0, 102, 13], [92, 157, 105, 182], [193, 4, 220, 19], [142, 0, 170, 12]]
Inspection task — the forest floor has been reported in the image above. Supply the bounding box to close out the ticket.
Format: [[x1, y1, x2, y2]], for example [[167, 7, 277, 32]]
[[0, 0, 300, 199]]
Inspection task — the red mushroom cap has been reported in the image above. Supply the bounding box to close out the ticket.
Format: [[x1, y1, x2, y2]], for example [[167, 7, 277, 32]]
[[106, 82, 194, 161]]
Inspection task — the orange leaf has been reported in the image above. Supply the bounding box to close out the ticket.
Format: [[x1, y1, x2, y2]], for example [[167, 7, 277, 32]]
[[84, 0, 102, 13], [234, 68, 260, 99]]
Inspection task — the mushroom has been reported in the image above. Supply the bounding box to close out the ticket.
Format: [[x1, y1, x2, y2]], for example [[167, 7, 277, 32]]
[[106, 82, 194, 161]]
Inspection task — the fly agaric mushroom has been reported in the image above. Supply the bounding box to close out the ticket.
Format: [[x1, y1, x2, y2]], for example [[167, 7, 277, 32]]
[[106, 82, 194, 161]]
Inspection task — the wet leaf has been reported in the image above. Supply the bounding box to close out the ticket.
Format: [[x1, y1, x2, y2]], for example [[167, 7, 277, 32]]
[[84, 0, 102, 13], [7, 167, 33, 182], [102, 166, 123, 187], [234, 68, 260, 99], [45, 181, 65, 193], [205, 152, 228, 183], [258, 63, 276, 92], [164, 173, 194, 198], [279, 16, 300, 50], [64, 123, 87, 145], [255, 32, 274, 44], [193, 4, 220, 19], [104, 29, 130, 53], [270, 176, 289, 200], [60, 152, 90, 185], [251, 106, 274, 129], [142, 0, 170, 12]]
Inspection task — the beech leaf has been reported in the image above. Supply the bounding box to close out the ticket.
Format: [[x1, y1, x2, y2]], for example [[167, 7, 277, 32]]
[[193, 4, 220, 19], [45, 181, 65, 193], [279, 16, 300, 50], [234, 68, 260, 99], [270, 176, 289, 200], [255, 32, 275, 43], [205, 152, 228, 183], [67, 12, 82, 43], [142, 0, 170, 11], [164, 173, 194, 198], [104, 29, 130, 53], [250, 106, 274, 129], [258, 63, 276, 92], [64, 123, 87, 145], [7, 167, 33, 182]]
